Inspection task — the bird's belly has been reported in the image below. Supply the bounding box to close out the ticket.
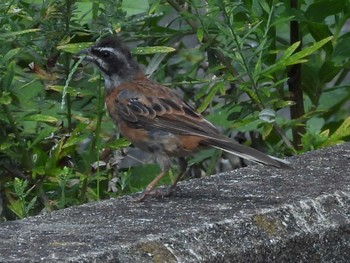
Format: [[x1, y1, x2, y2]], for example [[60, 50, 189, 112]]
[[135, 132, 194, 157], [117, 121, 205, 156]]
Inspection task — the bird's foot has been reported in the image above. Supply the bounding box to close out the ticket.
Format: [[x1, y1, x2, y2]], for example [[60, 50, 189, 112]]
[[133, 185, 178, 202]]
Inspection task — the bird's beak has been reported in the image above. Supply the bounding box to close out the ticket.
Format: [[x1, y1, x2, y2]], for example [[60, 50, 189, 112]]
[[77, 48, 94, 62], [77, 47, 89, 56]]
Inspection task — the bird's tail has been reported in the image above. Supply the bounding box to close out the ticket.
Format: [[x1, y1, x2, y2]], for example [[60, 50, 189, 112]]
[[202, 136, 291, 169]]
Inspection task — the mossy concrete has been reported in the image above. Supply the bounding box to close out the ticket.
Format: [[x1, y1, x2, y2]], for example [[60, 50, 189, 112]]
[[1, 143, 350, 262]]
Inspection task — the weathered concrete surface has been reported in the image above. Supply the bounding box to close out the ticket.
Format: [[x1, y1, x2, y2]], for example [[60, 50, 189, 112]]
[[1, 143, 350, 263]]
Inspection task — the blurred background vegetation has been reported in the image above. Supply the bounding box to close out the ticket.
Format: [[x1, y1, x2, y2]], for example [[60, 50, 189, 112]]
[[0, 0, 349, 220]]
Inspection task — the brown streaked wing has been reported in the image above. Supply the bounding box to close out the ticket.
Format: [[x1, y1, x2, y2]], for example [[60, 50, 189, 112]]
[[115, 77, 219, 137]]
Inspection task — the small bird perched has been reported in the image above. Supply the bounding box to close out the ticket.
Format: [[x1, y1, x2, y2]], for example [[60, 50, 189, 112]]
[[79, 36, 291, 201]]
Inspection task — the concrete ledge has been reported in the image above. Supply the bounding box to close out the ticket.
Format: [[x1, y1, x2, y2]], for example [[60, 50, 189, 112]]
[[1, 143, 350, 262]]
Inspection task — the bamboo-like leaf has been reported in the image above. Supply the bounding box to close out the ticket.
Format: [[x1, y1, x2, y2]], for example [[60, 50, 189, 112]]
[[22, 114, 58, 123], [197, 82, 226, 113], [63, 134, 89, 149], [47, 85, 95, 96], [132, 46, 176, 55], [0, 29, 40, 38], [261, 36, 333, 76], [57, 42, 93, 54], [284, 36, 333, 65], [279, 42, 301, 61]]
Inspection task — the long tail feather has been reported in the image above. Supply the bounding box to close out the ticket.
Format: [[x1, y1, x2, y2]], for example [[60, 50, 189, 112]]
[[202, 137, 291, 169]]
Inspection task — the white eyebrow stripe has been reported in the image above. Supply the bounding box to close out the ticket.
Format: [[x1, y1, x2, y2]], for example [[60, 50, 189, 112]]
[[95, 47, 129, 65], [95, 47, 133, 70], [96, 47, 120, 56]]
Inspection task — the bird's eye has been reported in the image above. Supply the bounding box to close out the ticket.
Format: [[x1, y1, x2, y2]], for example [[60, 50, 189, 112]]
[[100, 51, 111, 59]]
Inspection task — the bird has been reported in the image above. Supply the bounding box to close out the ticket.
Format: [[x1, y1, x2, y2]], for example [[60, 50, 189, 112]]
[[78, 36, 291, 201]]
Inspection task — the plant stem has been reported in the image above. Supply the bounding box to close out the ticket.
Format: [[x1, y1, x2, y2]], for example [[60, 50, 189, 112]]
[[64, 0, 74, 130], [288, 0, 305, 149]]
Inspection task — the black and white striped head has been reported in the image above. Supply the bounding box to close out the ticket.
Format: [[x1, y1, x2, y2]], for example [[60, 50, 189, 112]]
[[79, 36, 141, 89]]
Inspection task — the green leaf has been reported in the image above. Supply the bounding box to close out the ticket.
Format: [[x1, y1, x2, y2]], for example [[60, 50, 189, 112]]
[[258, 0, 270, 14], [0, 141, 12, 151], [107, 138, 131, 149], [327, 116, 350, 144], [285, 36, 333, 65], [22, 114, 58, 124], [301, 130, 328, 151], [0, 92, 12, 105], [28, 127, 57, 149], [32, 166, 46, 176], [306, 117, 325, 133], [280, 41, 301, 61], [47, 85, 95, 96], [197, 28, 204, 42], [274, 100, 296, 109], [206, 106, 237, 129], [233, 118, 261, 132], [261, 36, 333, 76], [262, 122, 274, 140], [331, 35, 350, 66], [306, 22, 333, 49], [7, 200, 24, 219], [63, 134, 89, 149], [57, 42, 93, 54], [75, 1, 94, 24], [305, 0, 347, 22], [2, 61, 15, 90], [319, 60, 340, 83], [121, 0, 149, 16], [318, 85, 350, 112], [2, 48, 21, 62], [197, 82, 226, 113], [25, 196, 38, 215], [132, 46, 176, 55], [0, 28, 40, 39]]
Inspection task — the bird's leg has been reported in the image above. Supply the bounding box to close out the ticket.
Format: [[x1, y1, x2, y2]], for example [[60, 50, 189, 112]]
[[137, 171, 168, 201], [162, 157, 187, 197], [137, 154, 171, 201]]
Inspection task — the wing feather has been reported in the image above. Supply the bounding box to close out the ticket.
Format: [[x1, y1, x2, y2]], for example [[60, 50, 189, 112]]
[[116, 87, 219, 136]]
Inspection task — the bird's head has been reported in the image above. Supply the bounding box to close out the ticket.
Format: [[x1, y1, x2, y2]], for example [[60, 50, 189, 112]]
[[79, 36, 141, 89]]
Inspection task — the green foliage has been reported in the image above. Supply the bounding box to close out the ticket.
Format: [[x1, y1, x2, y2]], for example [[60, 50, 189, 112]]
[[0, 0, 349, 220], [6, 178, 37, 218]]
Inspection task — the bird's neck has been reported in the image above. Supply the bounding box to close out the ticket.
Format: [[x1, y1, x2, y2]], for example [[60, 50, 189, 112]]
[[104, 72, 146, 92]]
